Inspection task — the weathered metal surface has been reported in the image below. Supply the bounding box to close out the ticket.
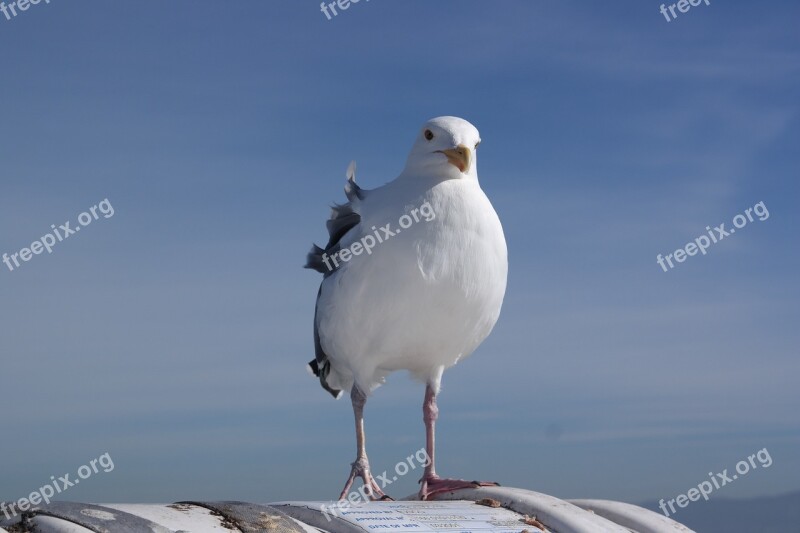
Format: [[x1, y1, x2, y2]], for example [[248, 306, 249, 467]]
[[107, 503, 241, 532], [429, 486, 634, 532], [273, 500, 542, 533], [569, 499, 696, 533], [0, 491, 698, 532], [22, 516, 96, 533], [0, 502, 172, 533], [179, 501, 309, 533]]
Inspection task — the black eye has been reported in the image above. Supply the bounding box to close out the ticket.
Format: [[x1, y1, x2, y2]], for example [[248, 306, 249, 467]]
[[474, 140, 481, 149], [424, 129, 434, 141]]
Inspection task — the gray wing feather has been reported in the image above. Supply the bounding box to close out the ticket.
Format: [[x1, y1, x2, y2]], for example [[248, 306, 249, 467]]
[[304, 162, 367, 398], [304, 162, 365, 276]]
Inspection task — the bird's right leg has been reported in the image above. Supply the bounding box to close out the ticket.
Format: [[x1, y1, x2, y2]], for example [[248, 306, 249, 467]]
[[418, 384, 498, 500], [338, 385, 390, 501]]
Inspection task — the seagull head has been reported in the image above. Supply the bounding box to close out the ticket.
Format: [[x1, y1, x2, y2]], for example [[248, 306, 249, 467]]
[[403, 116, 481, 180]]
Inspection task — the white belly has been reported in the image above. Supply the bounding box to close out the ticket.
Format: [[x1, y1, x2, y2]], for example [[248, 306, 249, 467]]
[[316, 179, 508, 393]]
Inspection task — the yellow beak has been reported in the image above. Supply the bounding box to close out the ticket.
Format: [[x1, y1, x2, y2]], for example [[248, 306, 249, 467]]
[[437, 144, 471, 173]]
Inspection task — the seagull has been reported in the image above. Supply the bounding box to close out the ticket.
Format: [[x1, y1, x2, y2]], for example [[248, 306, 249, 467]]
[[305, 116, 508, 501]]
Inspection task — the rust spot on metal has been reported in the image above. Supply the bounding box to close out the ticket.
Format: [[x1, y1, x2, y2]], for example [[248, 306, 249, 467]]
[[521, 515, 546, 531], [168, 503, 195, 512], [476, 498, 502, 508]]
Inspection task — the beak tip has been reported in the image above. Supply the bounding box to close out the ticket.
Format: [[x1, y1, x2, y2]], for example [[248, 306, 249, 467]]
[[440, 145, 471, 173]]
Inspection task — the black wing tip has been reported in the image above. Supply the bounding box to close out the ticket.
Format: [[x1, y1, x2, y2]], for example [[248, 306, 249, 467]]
[[307, 358, 342, 399], [304, 244, 328, 273]]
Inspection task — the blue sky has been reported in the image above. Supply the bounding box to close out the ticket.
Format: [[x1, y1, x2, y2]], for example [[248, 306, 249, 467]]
[[1, 0, 798, 507]]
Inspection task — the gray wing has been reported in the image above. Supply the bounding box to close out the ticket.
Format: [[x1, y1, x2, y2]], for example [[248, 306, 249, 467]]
[[304, 163, 366, 398]]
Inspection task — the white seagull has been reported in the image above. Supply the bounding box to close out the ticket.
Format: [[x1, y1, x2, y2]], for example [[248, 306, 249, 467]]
[[305, 116, 508, 500]]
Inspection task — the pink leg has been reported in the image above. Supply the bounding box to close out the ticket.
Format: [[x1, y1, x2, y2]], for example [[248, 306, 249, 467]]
[[418, 384, 499, 500], [339, 386, 391, 501]]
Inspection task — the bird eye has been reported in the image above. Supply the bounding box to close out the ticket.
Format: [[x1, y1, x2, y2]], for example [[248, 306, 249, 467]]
[[474, 141, 481, 149], [424, 129, 434, 141]]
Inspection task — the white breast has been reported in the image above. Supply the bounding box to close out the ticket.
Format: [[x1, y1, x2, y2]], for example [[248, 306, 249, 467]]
[[316, 178, 508, 393]]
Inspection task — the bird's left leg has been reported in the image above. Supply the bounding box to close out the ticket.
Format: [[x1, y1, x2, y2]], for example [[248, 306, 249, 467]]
[[418, 383, 499, 500], [339, 385, 391, 501]]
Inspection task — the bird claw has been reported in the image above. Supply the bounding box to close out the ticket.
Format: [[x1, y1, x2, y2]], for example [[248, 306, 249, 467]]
[[338, 457, 392, 501]]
